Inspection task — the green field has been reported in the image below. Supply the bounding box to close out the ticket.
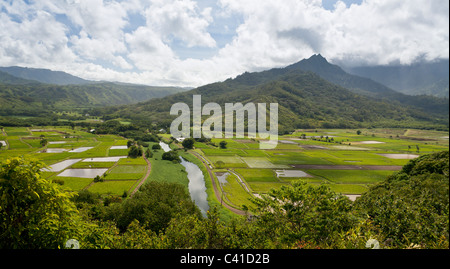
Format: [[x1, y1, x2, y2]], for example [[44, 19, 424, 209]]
[[0, 126, 148, 196], [1, 126, 448, 215], [193, 128, 448, 211]]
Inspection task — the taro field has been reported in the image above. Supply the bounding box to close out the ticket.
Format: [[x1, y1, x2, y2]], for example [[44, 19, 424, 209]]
[[0, 126, 150, 197], [187, 128, 449, 211]]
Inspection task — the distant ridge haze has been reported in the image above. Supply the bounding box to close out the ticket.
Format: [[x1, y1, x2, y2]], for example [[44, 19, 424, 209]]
[[0, 66, 91, 85], [1, 54, 448, 98], [345, 59, 449, 98]]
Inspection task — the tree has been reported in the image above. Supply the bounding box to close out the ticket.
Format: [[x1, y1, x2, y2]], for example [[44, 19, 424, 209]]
[[94, 175, 104, 182], [145, 147, 153, 158], [182, 138, 195, 149], [152, 144, 161, 150], [40, 138, 48, 147], [354, 151, 449, 248], [162, 150, 181, 163], [219, 141, 227, 149], [127, 140, 134, 148], [248, 181, 356, 247], [128, 145, 143, 158], [104, 181, 201, 233], [0, 158, 81, 248]]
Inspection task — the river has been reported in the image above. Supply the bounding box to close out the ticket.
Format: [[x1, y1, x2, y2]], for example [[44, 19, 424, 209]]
[[159, 142, 209, 217]]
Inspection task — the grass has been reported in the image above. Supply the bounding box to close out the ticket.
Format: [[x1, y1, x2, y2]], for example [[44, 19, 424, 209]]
[[234, 168, 279, 182], [327, 184, 369, 194], [241, 157, 288, 168], [108, 149, 129, 156], [201, 148, 245, 156], [146, 148, 189, 187], [267, 151, 332, 165], [104, 173, 143, 180], [71, 162, 116, 168], [208, 155, 248, 168], [219, 172, 254, 209], [108, 165, 147, 174], [301, 150, 408, 166], [117, 157, 147, 165], [247, 182, 290, 193], [6, 138, 30, 149], [53, 176, 93, 191], [71, 141, 114, 158], [306, 169, 394, 184], [88, 180, 137, 195]]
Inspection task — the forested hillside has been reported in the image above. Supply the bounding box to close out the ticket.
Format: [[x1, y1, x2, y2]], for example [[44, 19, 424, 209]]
[[0, 66, 91, 85], [0, 82, 188, 117], [104, 58, 449, 132], [346, 59, 449, 98]]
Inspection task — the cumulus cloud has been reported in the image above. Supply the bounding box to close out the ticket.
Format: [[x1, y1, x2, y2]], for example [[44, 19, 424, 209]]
[[0, 7, 76, 68], [142, 0, 216, 48], [217, 0, 449, 69], [0, 0, 448, 86]]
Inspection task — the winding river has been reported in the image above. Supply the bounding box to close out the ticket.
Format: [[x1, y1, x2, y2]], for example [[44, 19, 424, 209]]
[[159, 142, 209, 217]]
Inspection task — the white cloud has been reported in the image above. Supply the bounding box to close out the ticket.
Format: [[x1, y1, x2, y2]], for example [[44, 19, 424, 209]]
[[321, 0, 450, 66], [141, 0, 216, 48], [125, 26, 177, 71], [0, 0, 448, 87], [217, 0, 449, 70], [0, 8, 76, 68]]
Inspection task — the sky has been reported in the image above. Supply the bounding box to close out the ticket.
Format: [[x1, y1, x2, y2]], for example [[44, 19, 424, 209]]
[[0, 0, 448, 87]]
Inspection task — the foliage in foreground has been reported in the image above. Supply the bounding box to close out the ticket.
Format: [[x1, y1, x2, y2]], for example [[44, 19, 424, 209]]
[[0, 151, 448, 249]]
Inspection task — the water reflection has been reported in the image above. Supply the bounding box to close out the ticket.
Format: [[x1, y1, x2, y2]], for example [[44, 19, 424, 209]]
[[180, 157, 209, 217], [159, 142, 209, 217], [159, 141, 171, 152]]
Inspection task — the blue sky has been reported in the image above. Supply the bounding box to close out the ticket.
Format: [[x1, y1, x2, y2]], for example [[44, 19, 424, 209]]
[[322, 0, 362, 10], [0, 0, 448, 86]]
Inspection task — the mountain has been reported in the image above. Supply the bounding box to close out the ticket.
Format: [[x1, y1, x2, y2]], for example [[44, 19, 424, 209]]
[[0, 81, 189, 117], [0, 66, 191, 117], [345, 60, 449, 98], [107, 57, 449, 132], [286, 54, 397, 97], [0, 66, 91, 85], [0, 70, 41, 85], [280, 54, 448, 116]]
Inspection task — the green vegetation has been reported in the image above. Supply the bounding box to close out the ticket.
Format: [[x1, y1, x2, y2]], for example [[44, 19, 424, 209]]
[[0, 55, 448, 250], [2, 151, 446, 249], [99, 56, 448, 133], [0, 158, 79, 248], [127, 145, 143, 158], [354, 151, 449, 247], [182, 138, 195, 149], [162, 150, 181, 163]]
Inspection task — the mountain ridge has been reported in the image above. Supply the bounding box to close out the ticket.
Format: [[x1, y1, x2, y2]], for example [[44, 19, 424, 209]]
[[0, 66, 91, 85], [346, 59, 449, 98], [105, 56, 448, 132]]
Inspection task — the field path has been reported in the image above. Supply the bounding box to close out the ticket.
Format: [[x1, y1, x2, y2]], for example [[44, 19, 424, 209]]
[[290, 164, 403, 170], [189, 150, 246, 216], [130, 154, 152, 197]]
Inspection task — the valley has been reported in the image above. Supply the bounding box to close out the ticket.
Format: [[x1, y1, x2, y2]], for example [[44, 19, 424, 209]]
[[0, 54, 448, 250], [1, 125, 447, 218]]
